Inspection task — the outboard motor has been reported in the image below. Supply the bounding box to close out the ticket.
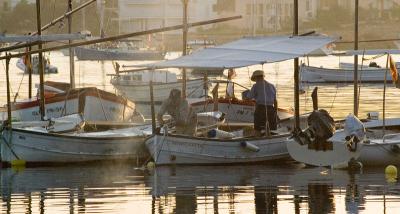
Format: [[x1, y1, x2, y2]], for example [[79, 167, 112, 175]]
[[294, 109, 335, 146], [344, 114, 365, 152]]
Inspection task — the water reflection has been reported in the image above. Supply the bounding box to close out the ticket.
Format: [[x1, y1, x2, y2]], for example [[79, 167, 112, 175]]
[[1, 163, 400, 213]]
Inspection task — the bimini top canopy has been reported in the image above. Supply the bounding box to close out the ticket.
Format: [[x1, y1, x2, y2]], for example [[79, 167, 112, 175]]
[[138, 35, 335, 69]]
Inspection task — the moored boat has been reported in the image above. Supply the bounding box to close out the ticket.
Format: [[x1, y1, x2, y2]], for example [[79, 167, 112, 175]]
[[0, 114, 151, 164], [287, 110, 366, 168], [139, 35, 336, 166], [110, 70, 207, 105], [16, 56, 58, 74], [356, 118, 400, 166], [0, 81, 144, 123], [75, 46, 165, 61], [300, 63, 400, 83]]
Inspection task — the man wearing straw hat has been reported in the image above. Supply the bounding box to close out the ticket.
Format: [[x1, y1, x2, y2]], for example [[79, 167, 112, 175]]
[[243, 70, 277, 136]]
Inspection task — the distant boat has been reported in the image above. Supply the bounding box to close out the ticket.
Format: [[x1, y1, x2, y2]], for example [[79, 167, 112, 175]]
[[16, 55, 58, 74], [74, 41, 165, 61], [110, 70, 207, 104], [301, 62, 400, 83]]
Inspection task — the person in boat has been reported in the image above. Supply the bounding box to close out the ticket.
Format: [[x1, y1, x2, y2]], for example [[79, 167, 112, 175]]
[[243, 70, 277, 136], [226, 69, 236, 99], [157, 89, 197, 136]]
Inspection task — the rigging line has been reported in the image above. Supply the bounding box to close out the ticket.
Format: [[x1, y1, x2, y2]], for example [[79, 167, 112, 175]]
[[14, 71, 26, 102], [329, 84, 339, 114], [357, 50, 366, 113]]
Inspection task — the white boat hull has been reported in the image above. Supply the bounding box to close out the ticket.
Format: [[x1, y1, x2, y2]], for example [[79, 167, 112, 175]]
[[286, 130, 363, 168], [358, 141, 400, 166], [145, 134, 290, 165], [111, 78, 206, 103], [0, 127, 148, 163], [301, 64, 396, 83], [0, 87, 143, 123], [191, 99, 294, 123]]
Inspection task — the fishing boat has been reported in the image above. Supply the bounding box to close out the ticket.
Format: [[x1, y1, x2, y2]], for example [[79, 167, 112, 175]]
[[300, 62, 400, 83], [190, 80, 294, 123], [138, 35, 336, 165], [110, 69, 207, 104], [0, 81, 145, 123], [0, 114, 151, 164], [16, 55, 58, 74]]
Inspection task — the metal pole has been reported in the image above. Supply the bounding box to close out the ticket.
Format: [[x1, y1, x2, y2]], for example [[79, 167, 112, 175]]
[[36, 0, 45, 120], [293, 0, 300, 129], [5, 54, 12, 125], [150, 80, 156, 134], [353, 0, 359, 117], [28, 46, 32, 98], [383, 54, 389, 137], [182, 0, 188, 98], [0, 16, 242, 60], [68, 0, 75, 88]]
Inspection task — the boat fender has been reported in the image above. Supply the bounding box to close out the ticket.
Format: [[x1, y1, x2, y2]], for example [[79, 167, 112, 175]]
[[207, 129, 235, 139], [240, 141, 260, 152], [390, 144, 400, 153], [345, 134, 359, 152]]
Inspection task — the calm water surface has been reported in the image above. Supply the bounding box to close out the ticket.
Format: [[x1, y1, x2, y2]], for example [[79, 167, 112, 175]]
[[1, 164, 400, 213], [0, 52, 400, 213]]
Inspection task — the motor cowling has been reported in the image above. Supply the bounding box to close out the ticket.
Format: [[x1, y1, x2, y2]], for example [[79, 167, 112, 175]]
[[307, 109, 336, 142], [294, 109, 335, 145]]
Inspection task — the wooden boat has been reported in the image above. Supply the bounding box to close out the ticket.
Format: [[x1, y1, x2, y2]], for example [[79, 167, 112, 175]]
[[16, 56, 58, 74], [0, 114, 151, 164], [0, 81, 144, 123], [146, 131, 291, 165], [110, 70, 207, 104], [191, 97, 294, 123], [139, 35, 336, 165], [300, 62, 400, 83]]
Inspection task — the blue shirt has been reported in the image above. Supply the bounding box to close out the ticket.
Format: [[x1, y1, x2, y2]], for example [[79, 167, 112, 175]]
[[245, 80, 276, 105]]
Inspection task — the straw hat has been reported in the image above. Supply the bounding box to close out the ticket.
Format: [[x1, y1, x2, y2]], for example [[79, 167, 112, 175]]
[[251, 70, 264, 81]]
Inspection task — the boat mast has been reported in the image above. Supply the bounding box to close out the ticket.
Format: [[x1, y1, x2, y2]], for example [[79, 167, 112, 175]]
[[293, 0, 300, 129], [5, 54, 12, 125], [181, 0, 189, 98], [68, 0, 75, 88], [36, 0, 46, 120], [353, 0, 359, 116]]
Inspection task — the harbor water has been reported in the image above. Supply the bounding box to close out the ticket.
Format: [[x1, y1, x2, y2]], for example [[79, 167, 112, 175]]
[[0, 52, 400, 213]]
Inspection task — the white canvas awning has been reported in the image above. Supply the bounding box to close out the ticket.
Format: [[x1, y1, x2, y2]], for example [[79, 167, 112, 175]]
[[138, 35, 336, 69], [344, 49, 400, 56]]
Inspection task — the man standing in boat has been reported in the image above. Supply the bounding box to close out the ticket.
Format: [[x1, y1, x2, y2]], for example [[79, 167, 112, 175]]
[[243, 70, 277, 136], [157, 89, 197, 136]]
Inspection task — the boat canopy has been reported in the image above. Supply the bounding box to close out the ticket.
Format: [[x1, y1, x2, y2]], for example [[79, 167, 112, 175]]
[[344, 49, 400, 56], [138, 35, 335, 69]]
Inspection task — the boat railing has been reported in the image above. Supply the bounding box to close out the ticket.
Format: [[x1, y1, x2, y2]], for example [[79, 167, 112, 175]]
[[382, 133, 400, 143]]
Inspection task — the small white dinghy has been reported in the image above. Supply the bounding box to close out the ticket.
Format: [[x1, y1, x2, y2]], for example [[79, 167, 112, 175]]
[[287, 110, 366, 168]]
